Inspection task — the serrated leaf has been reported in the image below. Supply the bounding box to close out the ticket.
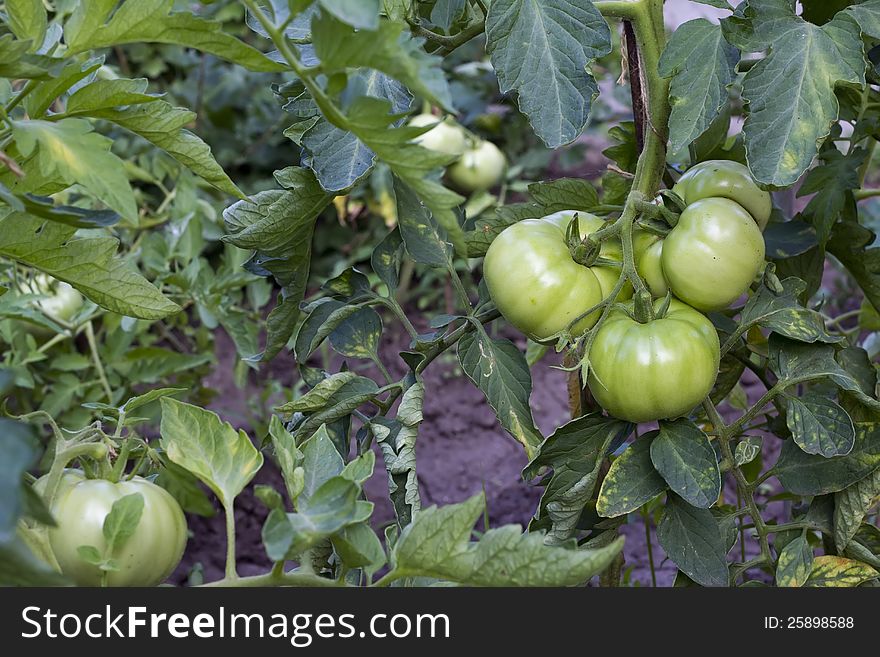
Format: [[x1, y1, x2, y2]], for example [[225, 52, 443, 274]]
[[160, 398, 263, 509], [332, 521, 386, 576], [797, 145, 865, 243], [0, 211, 180, 320], [786, 392, 855, 457], [659, 19, 739, 153], [597, 433, 667, 518], [525, 414, 630, 541], [774, 423, 880, 495], [372, 383, 423, 527], [485, 0, 612, 148], [834, 469, 880, 551], [66, 0, 284, 72], [122, 387, 185, 413], [651, 420, 721, 509], [294, 299, 361, 363], [299, 426, 345, 507], [827, 219, 880, 317], [738, 277, 841, 345], [775, 535, 814, 587], [11, 118, 137, 221], [458, 331, 542, 459], [804, 555, 879, 587], [391, 493, 624, 586], [735, 2, 865, 186]]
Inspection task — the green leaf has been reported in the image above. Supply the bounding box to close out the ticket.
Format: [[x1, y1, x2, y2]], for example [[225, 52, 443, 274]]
[[313, 13, 451, 110], [734, 2, 865, 186], [122, 387, 185, 413], [804, 555, 879, 587], [262, 476, 362, 560], [395, 177, 454, 268], [737, 277, 842, 345], [0, 211, 180, 320], [775, 535, 814, 587], [69, 80, 243, 198], [101, 493, 144, 555], [223, 167, 333, 360], [11, 118, 137, 221], [6, 0, 48, 45], [332, 521, 386, 575], [834, 469, 880, 551], [764, 219, 819, 259], [797, 145, 865, 243], [659, 19, 738, 153], [485, 0, 612, 148], [785, 392, 855, 457], [827, 219, 880, 316], [154, 459, 216, 518], [0, 419, 36, 542], [597, 432, 667, 518], [458, 332, 542, 459], [319, 0, 379, 29], [657, 494, 729, 587], [268, 416, 305, 505], [159, 398, 264, 510], [651, 420, 721, 509], [76, 545, 104, 566], [299, 426, 345, 507], [774, 423, 880, 495], [0, 34, 59, 79], [293, 299, 362, 363], [276, 373, 379, 438], [372, 383, 424, 527], [371, 229, 403, 293], [391, 493, 624, 586], [528, 178, 600, 210], [66, 0, 285, 72], [525, 414, 631, 541], [329, 307, 382, 359], [769, 335, 859, 390]]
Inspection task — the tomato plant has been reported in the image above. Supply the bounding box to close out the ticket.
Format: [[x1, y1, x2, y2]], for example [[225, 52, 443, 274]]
[[1, 0, 879, 594]]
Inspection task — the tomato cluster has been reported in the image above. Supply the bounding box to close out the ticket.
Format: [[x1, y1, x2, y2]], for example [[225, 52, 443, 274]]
[[409, 113, 507, 192], [484, 160, 770, 423]]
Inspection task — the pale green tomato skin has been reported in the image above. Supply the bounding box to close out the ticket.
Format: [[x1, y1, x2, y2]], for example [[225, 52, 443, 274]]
[[587, 299, 720, 423], [484, 210, 615, 341], [637, 238, 668, 297], [447, 140, 507, 192], [672, 160, 772, 230], [661, 197, 765, 312], [408, 114, 467, 156], [36, 471, 187, 587], [21, 274, 84, 323]]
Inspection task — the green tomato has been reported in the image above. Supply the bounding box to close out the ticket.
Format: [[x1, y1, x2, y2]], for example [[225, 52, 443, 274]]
[[447, 139, 507, 192], [484, 210, 627, 341], [587, 298, 720, 423], [672, 159, 771, 230], [36, 470, 188, 586], [408, 113, 467, 156], [661, 197, 765, 312], [19, 274, 84, 323], [636, 238, 668, 297]]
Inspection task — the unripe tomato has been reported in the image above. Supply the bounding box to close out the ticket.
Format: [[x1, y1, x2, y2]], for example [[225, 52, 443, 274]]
[[22, 274, 84, 324], [661, 197, 765, 312], [636, 238, 668, 297], [587, 299, 720, 423], [484, 210, 626, 341], [35, 470, 188, 586], [447, 139, 507, 192], [408, 113, 467, 156], [672, 160, 771, 230]]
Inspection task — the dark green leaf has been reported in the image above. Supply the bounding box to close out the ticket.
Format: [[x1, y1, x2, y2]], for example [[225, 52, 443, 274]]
[[651, 420, 721, 509], [785, 392, 855, 457], [775, 535, 814, 587], [657, 494, 729, 587], [597, 433, 667, 518]]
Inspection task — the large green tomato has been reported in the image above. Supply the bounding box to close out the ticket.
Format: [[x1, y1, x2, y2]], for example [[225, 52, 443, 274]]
[[447, 139, 507, 192], [408, 113, 467, 156], [587, 299, 720, 423], [661, 197, 765, 311], [672, 160, 771, 230], [36, 471, 187, 586], [484, 210, 630, 341]]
